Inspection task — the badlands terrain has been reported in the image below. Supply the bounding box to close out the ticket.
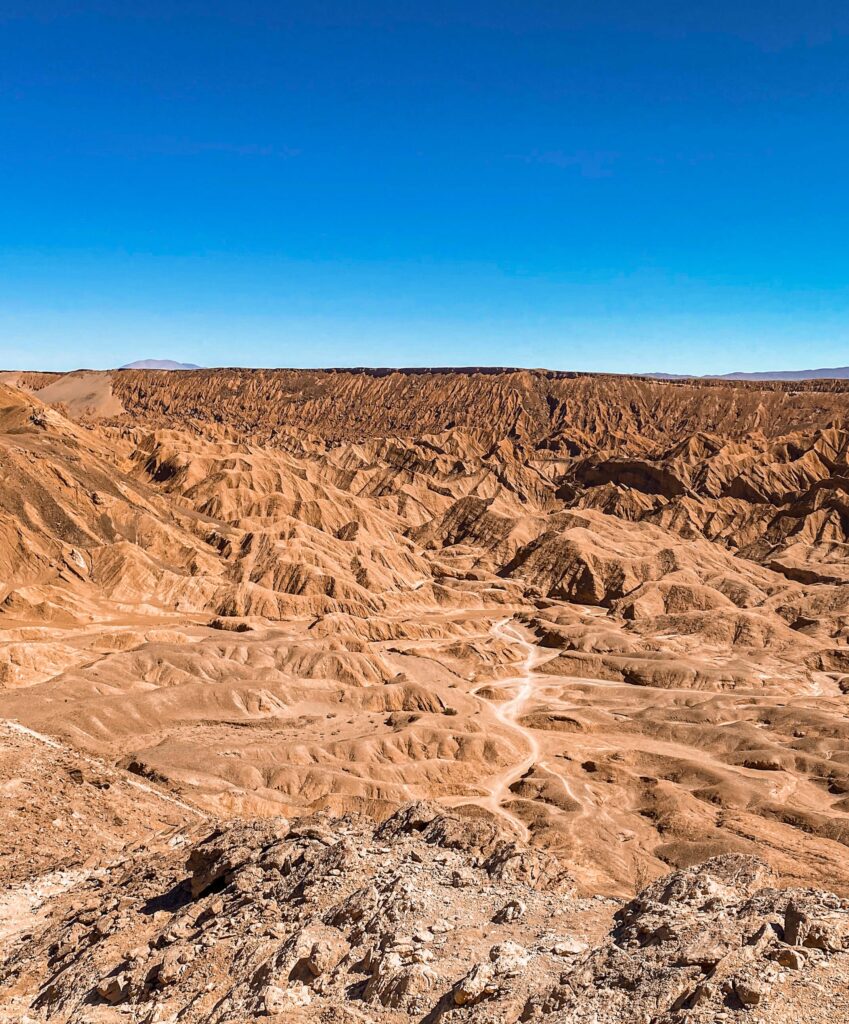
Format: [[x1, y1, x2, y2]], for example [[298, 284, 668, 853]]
[[3, 366, 849, 1020]]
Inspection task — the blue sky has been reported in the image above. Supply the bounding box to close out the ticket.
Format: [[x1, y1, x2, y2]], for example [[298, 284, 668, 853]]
[[2, 1, 849, 372]]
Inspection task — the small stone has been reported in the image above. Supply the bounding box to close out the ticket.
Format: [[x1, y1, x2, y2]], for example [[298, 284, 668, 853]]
[[264, 983, 312, 1012], [734, 979, 765, 1007], [494, 899, 526, 924], [774, 947, 805, 970], [454, 962, 499, 1006], [96, 973, 130, 1005], [489, 940, 529, 977], [552, 937, 588, 956]]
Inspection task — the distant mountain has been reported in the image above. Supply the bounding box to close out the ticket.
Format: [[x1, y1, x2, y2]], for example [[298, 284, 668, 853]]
[[119, 359, 202, 370], [648, 366, 849, 382], [713, 366, 849, 381]]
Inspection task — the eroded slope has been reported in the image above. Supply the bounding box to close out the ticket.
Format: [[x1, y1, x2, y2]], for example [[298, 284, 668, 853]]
[[2, 371, 849, 901]]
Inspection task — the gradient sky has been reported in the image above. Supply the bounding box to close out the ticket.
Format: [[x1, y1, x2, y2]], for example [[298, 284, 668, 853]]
[[2, 1, 849, 373]]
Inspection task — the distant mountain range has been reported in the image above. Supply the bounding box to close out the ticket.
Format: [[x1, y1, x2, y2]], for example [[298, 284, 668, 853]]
[[119, 359, 201, 370], [715, 366, 849, 381], [650, 366, 849, 381], [115, 359, 848, 380]]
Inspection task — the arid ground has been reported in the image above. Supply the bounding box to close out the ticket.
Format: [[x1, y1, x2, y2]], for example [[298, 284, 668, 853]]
[[3, 367, 849, 1022]]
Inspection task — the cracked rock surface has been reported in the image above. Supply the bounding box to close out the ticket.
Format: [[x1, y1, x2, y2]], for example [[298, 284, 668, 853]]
[[3, 803, 849, 1023]]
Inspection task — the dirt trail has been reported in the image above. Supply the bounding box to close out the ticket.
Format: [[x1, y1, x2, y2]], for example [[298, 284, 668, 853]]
[[445, 619, 555, 840]]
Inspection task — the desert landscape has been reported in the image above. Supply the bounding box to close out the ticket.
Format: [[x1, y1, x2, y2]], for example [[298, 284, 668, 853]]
[[3, 366, 849, 1021]]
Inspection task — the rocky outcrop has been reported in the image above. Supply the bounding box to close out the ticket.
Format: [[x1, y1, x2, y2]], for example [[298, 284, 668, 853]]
[[535, 854, 849, 1022], [4, 812, 849, 1024]]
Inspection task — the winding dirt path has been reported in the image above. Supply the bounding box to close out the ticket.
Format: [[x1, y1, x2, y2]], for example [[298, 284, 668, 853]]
[[444, 616, 818, 845], [445, 618, 559, 841]]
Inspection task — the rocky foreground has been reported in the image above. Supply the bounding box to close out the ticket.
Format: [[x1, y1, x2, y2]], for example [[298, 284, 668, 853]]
[[3, 801, 849, 1023]]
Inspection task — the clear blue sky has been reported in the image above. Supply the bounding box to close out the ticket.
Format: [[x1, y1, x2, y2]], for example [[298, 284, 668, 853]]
[[2, 1, 849, 373]]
